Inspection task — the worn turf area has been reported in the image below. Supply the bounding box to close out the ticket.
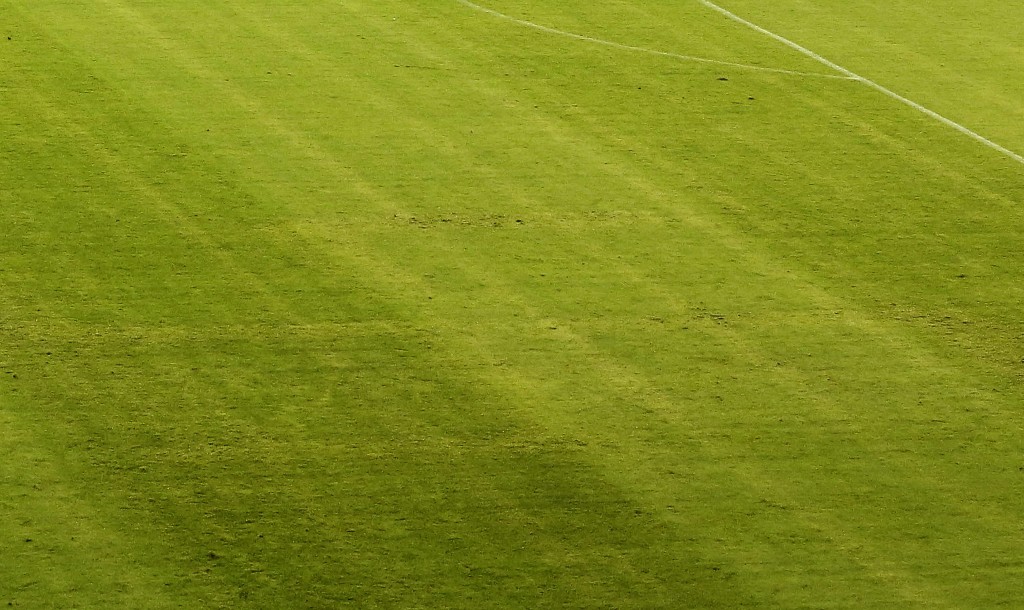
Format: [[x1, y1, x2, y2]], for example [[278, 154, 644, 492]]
[[2, 0, 1023, 607]]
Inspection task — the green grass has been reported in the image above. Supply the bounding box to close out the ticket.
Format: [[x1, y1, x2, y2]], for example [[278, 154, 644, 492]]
[[2, 0, 1023, 607]]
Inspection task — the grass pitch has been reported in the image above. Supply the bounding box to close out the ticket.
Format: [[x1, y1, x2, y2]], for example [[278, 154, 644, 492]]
[[2, 0, 1023, 607]]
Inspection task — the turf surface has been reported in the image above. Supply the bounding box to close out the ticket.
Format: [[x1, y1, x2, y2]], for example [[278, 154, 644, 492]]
[[2, 0, 1023, 607]]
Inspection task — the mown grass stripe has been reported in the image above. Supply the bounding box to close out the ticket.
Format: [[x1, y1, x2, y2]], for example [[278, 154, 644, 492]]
[[3, 0, 1024, 607]]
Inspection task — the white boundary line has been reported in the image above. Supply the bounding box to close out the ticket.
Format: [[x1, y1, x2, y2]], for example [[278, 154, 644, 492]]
[[699, 0, 1024, 166], [456, 0, 856, 80]]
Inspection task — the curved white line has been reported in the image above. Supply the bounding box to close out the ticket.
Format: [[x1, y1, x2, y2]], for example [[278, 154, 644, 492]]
[[700, 0, 1024, 166], [456, 0, 857, 81]]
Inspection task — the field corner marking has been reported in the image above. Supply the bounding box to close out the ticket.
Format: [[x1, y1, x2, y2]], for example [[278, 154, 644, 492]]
[[455, 0, 857, 80]]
